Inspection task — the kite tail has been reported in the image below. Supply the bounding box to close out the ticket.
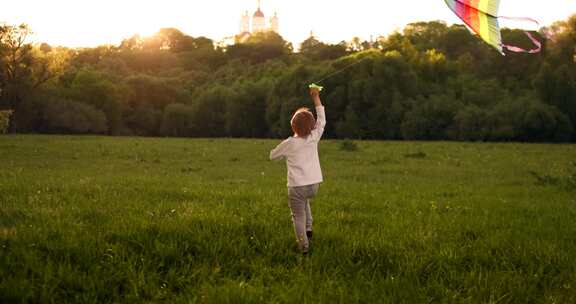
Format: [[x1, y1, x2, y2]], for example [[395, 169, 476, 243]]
[[498, 16, 543, 54], [502, 32, 542, 54], [499, 16, 541, 26]]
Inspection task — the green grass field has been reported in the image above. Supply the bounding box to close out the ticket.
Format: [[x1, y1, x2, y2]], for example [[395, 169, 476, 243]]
[[1, 135, 575, 303]]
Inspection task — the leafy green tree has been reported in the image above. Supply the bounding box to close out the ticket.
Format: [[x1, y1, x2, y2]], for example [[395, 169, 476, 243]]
[[439, 25, 481, 59], [154, 28, 215, 53], [534, 64, 576, 132], [365, 90, 408, 140], [401, 94, 461, 140], [347, 37, 372, 52], [543, 14, 576, 65], [335, 104, 364, 139], [189, 85, 229, 137], [124, 75, 188, 110], [520, 98, 573, 142], [417, 49, 450, 83], [72, 45, 117, 67], [120, 35, 144, 52], [403, 21, 449, 52], [300, 36, 347, 61], [178, 46, 227, 71], [225, 81, 269, 137], [372, 50, 418, 96], [69, 69, 122, 134], [450, 76, 507, 108], [227, 31, 292, 64], [300, 36, 322, 54], [0, 24, 60, 130]]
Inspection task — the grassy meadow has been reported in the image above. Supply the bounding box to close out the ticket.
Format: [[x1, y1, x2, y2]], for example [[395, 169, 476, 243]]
[[1, 135, 575, 303]]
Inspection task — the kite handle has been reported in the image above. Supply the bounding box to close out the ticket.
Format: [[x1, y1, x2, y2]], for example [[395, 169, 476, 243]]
[[309, 83, 324, 91]]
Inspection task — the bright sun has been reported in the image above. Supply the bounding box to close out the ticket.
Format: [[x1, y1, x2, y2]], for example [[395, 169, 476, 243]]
[[28, 1, 182, 47], [84, 3, 170, 44]]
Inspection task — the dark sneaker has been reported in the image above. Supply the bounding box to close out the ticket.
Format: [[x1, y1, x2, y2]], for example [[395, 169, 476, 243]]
[[306, 231, 313, 241]]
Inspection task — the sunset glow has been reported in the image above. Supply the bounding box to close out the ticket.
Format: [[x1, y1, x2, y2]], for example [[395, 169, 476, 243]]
[[1, 0, 574, 48]]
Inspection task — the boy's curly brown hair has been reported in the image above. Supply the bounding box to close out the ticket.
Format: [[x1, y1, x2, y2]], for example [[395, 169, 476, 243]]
[[291, 108, 316, 137]]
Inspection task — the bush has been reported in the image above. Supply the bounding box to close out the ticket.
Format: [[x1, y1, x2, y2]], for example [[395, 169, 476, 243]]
[[529, 162, 576, 191], [160, 103, 195, 137], [450, 105, 489, 141], [125, 104, 162, 136], [404, 151, 427, 159], [520, 102, 574, 142], [486, 99, 525, 141], [339, 140, 359, 152], [488, 97, 574, 142], [528, 171, 562, 186], [42, 99, 108, 134], [567, 162, 576, 191], [0, 110, 14, 134]]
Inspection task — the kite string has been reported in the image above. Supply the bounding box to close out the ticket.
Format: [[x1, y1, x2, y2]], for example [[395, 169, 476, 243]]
[[312, 56, 371, 84], [311, 45, 397, 85]]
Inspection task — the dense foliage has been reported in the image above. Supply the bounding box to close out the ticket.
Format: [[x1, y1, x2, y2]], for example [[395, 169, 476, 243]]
[[1, 17, 575, 141]]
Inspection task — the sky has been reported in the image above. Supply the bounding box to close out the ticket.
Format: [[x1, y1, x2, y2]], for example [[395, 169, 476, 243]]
[[0, 0, 574, 48]]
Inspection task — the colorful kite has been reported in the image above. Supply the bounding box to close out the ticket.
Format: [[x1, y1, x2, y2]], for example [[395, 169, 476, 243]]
[[444, 0, 542, 55]]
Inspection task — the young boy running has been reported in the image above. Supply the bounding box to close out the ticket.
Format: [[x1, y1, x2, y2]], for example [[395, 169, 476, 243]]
[[270, 87, 326, 255]]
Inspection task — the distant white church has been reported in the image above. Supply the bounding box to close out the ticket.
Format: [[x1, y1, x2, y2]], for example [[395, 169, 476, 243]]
[[237, 0, 279, 41]]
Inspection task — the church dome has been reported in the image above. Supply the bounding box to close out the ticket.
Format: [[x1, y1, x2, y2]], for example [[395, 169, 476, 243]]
[[253, 9, 264, 18]]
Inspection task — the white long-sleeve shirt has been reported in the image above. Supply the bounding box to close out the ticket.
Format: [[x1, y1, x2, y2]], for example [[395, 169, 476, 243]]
[[270, 106, 326, 187]]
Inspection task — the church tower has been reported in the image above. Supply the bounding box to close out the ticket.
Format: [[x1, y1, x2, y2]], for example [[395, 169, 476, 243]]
[[252, 0, 266, 33], [240, 11, 250, 33], [270, 12, 279, 33]]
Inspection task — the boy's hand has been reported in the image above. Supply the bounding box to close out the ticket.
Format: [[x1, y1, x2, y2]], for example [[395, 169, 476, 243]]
[[309, 88, 320, 99], [309, 87, 322, 107]]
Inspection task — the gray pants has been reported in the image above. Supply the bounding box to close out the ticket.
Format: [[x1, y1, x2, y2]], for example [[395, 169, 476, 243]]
[[288, 184, 319, 252]]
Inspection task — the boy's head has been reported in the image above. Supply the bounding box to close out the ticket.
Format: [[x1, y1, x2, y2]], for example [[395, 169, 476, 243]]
[[291, 108, 316, 137]]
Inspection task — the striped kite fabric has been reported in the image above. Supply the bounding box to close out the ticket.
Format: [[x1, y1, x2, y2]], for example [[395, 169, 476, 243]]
[[444, 0, 504, 54]]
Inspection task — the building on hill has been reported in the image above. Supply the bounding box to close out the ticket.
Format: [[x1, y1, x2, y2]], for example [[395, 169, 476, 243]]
[[252, 5, 266, 33], [237, 0, 279, 43]]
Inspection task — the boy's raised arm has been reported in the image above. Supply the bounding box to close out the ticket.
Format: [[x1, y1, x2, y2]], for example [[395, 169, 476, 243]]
[[310, 88, 326, 140], [311, 88, 323, 108]]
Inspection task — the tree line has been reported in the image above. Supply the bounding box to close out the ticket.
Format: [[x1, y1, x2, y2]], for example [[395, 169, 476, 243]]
[[0, 16, 575, 142]]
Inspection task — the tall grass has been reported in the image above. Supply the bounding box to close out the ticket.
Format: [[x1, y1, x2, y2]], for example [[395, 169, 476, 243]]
[[1, 135, 575, 303]]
